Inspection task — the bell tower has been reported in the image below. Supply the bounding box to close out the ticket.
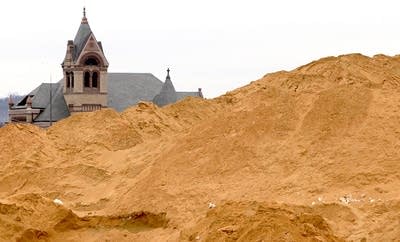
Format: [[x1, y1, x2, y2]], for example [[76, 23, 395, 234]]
[[62, 8, 109, 113]]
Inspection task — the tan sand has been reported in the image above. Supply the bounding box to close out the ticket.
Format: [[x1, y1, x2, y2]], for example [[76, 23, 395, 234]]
[[1, 53, 400, 241]]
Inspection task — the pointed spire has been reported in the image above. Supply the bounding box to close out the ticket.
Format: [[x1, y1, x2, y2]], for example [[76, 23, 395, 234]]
[[81, 7, 88, 24], [152, 67, 177, 107]]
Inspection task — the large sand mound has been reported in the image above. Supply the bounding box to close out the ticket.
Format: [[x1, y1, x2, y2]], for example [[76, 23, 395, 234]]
[[1, 53, 400, 241]]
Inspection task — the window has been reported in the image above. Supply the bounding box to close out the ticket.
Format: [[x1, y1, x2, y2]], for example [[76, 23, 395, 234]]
[[92, 72, 98, 88], [71, 73, 74, 88], [84, 72, 91, 87], [85, 57, 99, 66], [66, 72, 75, 89], [66, 73, 70, 88]]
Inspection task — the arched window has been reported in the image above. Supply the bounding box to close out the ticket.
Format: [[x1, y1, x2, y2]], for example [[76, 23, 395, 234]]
[[85, 57, 99, 66], [84, 72, 91, 87], [71, 72, 74, 88], [92, 72, 99, 88], [66, 73, 71, 88]]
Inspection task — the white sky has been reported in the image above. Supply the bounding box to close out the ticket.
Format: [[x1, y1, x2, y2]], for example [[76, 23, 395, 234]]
[[1, 0, 400, 98]]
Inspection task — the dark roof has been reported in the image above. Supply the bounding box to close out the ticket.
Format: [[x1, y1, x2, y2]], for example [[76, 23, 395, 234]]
[[29, 85, 41, 96], [12, 72, 201, 123], [16, 83, 56, 108], [13, 83, 70, 122], [107, 73, 163, 111], [31, 84, 58, 109], [152, 74, 178, 107], [34, 83, 70, 122], [73, 22, 92, 61], [98, 41, 104, 52]]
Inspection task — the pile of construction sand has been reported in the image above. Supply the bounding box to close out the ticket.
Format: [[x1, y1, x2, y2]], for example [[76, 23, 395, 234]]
[[2, 53, 400, 241]]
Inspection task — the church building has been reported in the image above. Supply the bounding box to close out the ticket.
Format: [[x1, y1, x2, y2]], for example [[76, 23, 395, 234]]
[[8, 9, 203, 127]]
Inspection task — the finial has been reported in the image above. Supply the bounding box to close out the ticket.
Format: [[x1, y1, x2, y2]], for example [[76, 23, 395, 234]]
[[167, 68, 170, 78], [81, 7, 88, 24]]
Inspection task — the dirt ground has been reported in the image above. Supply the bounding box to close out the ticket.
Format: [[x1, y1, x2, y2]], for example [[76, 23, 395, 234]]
[[1, 53, 400, 241]]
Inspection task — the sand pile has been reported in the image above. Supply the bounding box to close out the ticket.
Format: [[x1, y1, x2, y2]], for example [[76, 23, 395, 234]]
[[180, 201, 345, 242], [0, 124, 56, 164], [48, 108, 143, 153], [1, 53, 400, 241], [0, 193, 168, 242]]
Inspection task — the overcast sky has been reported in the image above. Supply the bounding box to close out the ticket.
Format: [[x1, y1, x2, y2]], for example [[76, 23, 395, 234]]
[[1, 0, 400, 98]]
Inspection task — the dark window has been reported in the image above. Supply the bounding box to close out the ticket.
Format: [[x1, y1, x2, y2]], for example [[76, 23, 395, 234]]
[[66, 73, 70, 88], [84, 72, 91, 87], [92, 72, 98, 88], [71, 73, 74, 88], [85, 57, 99, 66]]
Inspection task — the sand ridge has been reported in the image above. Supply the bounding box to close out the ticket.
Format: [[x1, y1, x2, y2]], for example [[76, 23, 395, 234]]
[[1, 53, 400, 241]]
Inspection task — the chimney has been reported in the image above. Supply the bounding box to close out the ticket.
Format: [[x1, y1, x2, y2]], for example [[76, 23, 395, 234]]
[[8, 95, 14, 109], [27, 96, 33, 109], [198, 88, 203, 98], [68, 40, 74, 52]]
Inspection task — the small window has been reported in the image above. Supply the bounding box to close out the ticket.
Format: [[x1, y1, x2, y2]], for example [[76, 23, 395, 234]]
[[71, 73, 74, 88], [66, 73, 70, 88], [92, 72, 98, 88], [84, 72, 91, 87]]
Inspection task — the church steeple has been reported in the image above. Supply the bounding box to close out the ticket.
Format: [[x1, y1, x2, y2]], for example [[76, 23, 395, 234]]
[[152, 68, 178, 107], [81, 7, 88, 24], [62, 8, 109, 113]]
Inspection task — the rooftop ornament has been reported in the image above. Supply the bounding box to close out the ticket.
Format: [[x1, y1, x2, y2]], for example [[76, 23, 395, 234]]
[[167, 68, 171, 79], [81, 7, 88, 24]]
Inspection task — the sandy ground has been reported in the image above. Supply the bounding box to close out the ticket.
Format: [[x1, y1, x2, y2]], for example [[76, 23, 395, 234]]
[[1, 53, 400, 241]]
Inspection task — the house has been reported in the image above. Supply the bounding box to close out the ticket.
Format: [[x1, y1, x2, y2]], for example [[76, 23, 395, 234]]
[[8, 8, 203, 127]]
